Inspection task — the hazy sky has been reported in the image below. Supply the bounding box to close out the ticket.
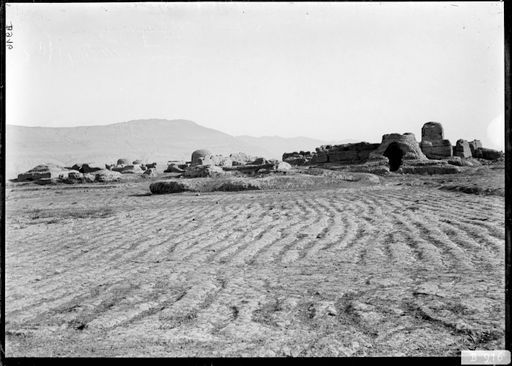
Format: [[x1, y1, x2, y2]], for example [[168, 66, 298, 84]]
[[6, 2, 504, 149]]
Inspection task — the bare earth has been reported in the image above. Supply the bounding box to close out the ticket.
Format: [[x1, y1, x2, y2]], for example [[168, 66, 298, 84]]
[[5, 170, 505, 357]]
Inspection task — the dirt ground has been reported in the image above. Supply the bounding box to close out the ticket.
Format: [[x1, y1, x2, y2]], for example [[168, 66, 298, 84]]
[[4, 166, 505, 357]]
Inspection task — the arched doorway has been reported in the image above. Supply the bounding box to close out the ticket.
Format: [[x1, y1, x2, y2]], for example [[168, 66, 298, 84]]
[[384, 142, 405, 172]]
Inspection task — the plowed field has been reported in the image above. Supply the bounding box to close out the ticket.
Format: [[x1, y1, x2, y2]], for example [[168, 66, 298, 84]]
[[4, 173, 505, 356]]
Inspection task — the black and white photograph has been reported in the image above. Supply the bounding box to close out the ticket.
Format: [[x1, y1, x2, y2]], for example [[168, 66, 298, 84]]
[[3, 1, 507, 358]]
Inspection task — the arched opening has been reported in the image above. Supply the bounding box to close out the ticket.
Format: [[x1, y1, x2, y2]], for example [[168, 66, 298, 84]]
[[384, 142, 405, 172]]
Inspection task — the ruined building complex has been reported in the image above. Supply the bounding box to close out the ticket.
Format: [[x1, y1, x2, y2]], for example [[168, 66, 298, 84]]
[[283, 122, 503, 172]]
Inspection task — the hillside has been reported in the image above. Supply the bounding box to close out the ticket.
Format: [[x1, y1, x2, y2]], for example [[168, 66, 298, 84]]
[[235, 136, 348, 159], [6, 119, 334, 179]]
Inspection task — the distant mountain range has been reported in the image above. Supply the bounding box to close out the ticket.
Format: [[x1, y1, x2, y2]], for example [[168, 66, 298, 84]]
[[5, 119, 356, 178]]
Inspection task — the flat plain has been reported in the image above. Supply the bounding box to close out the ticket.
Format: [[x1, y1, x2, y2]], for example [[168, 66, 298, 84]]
[[4, 167, 505, 357]]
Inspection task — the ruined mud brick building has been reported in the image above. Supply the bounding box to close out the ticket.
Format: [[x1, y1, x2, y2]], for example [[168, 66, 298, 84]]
[[282, 122, 502, 172]]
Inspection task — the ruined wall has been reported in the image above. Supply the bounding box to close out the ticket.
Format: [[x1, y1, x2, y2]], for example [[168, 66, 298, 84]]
[[309, 142, 380, 164], [419, 122, 452, 159], [453, 139, 472, 158]]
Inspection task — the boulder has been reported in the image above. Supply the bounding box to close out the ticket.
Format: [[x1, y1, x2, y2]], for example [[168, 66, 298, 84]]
[[184, 165, 225, 178], [145, 162, 157, 169], [132, 160, 142, 165], [419, 122, 453, 159], [191, 149, 212, 166], [453, 139, 472, 158]]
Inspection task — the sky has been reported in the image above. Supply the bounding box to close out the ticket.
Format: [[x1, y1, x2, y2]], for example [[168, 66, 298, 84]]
[[6, 2, 505, 149]]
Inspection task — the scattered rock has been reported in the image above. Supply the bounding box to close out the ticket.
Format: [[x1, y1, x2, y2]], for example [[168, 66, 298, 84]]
[[229, 152, 257, 166], [447, 157, 481, 167], [184, 165, 225, 178], [143, 167, 157, 177]]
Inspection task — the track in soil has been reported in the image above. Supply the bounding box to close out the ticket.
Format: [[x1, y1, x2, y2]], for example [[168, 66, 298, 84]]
[[4, 183, 505, 356]]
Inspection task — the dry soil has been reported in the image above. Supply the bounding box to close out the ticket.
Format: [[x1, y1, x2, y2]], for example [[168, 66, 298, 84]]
[[4, 169, 505, 357]]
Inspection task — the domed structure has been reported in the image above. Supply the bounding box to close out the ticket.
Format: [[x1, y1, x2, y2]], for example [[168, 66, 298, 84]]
[[369, 133, 427, 171], [117, 158, 131, 166], [191, 149, 212, 166]]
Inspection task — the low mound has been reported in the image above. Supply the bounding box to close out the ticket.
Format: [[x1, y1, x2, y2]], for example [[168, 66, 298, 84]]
[[400, 165, 461, 175], [439, 184, 504, 197], [150, 178, 261, 194], [150, 181, 200, 194], [149, 171, 382, 195]]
